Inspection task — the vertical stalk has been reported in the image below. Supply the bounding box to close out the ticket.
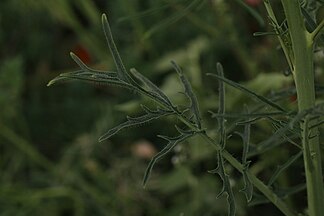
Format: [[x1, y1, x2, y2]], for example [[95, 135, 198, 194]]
[[281, 1, 324, 215]]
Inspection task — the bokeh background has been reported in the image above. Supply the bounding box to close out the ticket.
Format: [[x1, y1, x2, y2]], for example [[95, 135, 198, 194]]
[[1, 0, 324, 215]]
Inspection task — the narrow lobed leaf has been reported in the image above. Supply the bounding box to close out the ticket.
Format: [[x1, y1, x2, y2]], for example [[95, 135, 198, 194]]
[[142, 131, 195, 187], [249, 184, 306, 206], [172, 60, 202, 129], [99, 108, 174, 142], [206, 73, 286, 112], [253, 31, 278, 37], [209, 111, 288, 119], [241, 106, 251, 164], [233, 0, 265, 26], [209, 152, 236, 216], [70, 52, 101, 73], [241, 169, 253, 202], [47, 70, 132, 90], [130, 68, 175, 107], [267, 151, 303, 186], [102, 13, 130, 82], [217, 63, 226, 149]]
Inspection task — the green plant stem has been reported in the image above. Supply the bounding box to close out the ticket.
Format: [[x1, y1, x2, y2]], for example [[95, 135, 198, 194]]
[[281, 1, 324, 215], [311, 19, 324, 42]]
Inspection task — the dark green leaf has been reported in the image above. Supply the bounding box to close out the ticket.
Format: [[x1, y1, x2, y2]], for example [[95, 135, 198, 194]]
[[99, 108, 174, 142], [267, 151, 302, 186], [130, 68, 174, 107], [47, 70, 131, 89], [102, 13, 131, 82], [209, 152, 236, 216], [172, 61, 202, 129], [143, 131, 195, 187], [241, 165, 253, 202], [143, 0, 203, 39], [234, 0, 265, 26], [207, 73, 286, 112], [217, 63, 226, 148]]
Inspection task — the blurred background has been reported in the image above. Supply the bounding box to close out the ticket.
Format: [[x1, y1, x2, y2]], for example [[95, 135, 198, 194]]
[[1, 0, 323, 215]]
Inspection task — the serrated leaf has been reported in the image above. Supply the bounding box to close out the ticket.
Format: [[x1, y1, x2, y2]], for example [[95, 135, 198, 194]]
[[143, 132, 195, 187], [207, 73, 286, 112], [267, 151, 302, 186], [172, 60, 202, 129], [102, 13, 130, 82], [209, 152, 236, 216], [130, 68, 174, 107], [99, 108, 174, 142]]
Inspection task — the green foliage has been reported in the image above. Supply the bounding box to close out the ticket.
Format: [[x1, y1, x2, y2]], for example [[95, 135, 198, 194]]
[[3, 0, 324, 215], [48, 4, 323, 214]]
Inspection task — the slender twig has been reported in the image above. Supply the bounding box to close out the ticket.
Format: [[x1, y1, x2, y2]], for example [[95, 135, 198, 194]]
[[311, 19, 324, 42]]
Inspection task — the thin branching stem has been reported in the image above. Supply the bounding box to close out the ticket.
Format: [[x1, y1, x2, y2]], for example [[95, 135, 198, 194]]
[[311, 19, 324, 42]]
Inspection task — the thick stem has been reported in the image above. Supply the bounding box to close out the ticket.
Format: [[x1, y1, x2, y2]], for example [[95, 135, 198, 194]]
[[281, 1, 324, 215]]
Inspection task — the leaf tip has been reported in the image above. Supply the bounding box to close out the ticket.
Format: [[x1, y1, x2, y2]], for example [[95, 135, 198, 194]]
[[47, 80, 54, 87], [102, 13, 108, 22], [47, 78, 58, 87], [98, 136, 106, 142], [70, 52, 76, 59]]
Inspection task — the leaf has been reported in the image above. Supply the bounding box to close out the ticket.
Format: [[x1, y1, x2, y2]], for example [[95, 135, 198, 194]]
[[209, 111, 288, 119], [233, 0, 265, 27], [143, 131, 196, 187], [267, 151, 302, 186], [99, 107, 174, 142], [209, 152, 236, 216], [143, 0, 203, 39], [241, 109, 251, 164], [217, 63, 226, 148], [253, 31, 278, 37], [172, 60, 202, 129], [248, 117, 301, 157], [70, 52, 106, 74], [47, 70, 132, 90], [241, 165, 253, 202], [130, 68, 175, 107], [102, 13, 131, 82], [236, 108, 253, 202], [249, 184, 306, 206], [206, 73, 286, 112]]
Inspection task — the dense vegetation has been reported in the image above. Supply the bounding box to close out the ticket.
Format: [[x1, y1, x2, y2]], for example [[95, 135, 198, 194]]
[[1, 0, 323, 215]]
